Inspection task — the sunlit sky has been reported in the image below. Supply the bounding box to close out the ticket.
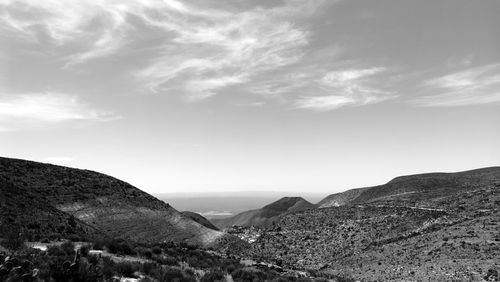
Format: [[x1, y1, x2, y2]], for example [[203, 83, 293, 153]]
[[1, 0, 499, 194]]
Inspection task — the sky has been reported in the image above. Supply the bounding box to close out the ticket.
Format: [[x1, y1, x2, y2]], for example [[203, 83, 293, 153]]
[[1, 0, 499, 194]]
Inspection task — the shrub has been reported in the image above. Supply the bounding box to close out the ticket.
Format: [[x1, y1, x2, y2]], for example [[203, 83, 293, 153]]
[[161, 267, 196, 282], [79, 244, 90, 257], [144, 249, 153, 259], [61, 241, 75, 255], [102, 257, 116, 279], [152, 246, 162, 255], [231, 268, 270, 282], [115, 261, 140, 278], [201, 270, 225, 282], [1, 228, 24, 251], [92, 239, 105, 250], [47, 245, 66, 257], [141, 262, 158, 276], [68, 234, 81, 242]]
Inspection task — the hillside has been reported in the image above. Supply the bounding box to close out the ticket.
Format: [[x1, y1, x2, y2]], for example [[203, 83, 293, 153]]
[[181, 211, 219, 231], [0, 157, 225, 246], [318, 167, 500, 207], [317, 187, 369, 208], [243, 167, 500, 281], [212, 197, 314, 229], [0, 178, 102, 241]]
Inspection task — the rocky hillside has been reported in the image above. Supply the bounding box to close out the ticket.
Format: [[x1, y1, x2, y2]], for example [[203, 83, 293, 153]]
[[244, 167, 500, 281], [212, 197, 314, 229], [318, 167, 500, 207], [0, 157, 225, 246], [0, 178, 102, 241]]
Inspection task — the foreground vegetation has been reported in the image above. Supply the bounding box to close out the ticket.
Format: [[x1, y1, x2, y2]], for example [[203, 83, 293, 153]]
[[0, 234, 346, 282]]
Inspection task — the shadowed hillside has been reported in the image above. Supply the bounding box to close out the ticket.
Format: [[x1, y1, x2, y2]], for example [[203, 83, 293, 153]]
[[0, 157, 225, 246], [0, 178, 102, 241], [212, 197, 314, 229]]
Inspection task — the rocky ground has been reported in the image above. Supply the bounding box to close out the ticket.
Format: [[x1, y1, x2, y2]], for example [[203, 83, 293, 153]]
[[242, 183, 500, 281]]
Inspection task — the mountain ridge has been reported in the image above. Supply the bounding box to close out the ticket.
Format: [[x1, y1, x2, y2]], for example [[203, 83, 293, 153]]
[[318, 166, 500, 208]]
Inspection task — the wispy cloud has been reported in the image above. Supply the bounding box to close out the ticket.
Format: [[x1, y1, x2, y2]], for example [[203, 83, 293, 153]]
[[295, 95, 355, 111], [133, 1, 315, 99], [0, 0, 321, 99], [0, 92, 119, 131], [295, 67, 396, 111], [414, 64, 500, 107]]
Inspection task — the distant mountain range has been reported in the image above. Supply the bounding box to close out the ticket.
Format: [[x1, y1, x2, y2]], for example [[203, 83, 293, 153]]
[[212, 197, 315, 228], [0, 157, 226, 247], [155, 191, 327, 219]]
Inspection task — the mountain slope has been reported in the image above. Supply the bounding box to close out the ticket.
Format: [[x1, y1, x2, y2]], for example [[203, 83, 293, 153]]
[[318, 167, 500, 207], [317, 187, 368, 208], [247, 167, 500, 281], [0, 157, 224, 246], [181, 211, 219, 231], [212, 197, 314, 228], [0, 178, 102, 241]]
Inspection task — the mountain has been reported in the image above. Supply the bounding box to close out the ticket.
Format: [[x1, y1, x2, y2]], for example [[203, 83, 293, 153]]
[[155, 191, 328, 220], [181, 211, 219, 231], [244, 167, 500, 281], [0, 157, 225, 246], [318, 167, 500, 207], [212, 197, 315, 229], [317, 187, 368, 208]]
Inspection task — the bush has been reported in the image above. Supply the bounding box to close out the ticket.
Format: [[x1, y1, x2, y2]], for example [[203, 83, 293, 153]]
[[61, 241, 75, 255], [161, 267, 196, 282], [232, 268, 270, 282], [115, 261, 140, 278], [92, 239, 105, 250], [152, 246, 162, 255], [102, 257, 116, 279], [201, 270, 225, 282], [80, 244, 90, 257], [144, 249, 153, 259], [47, 245, 66, 257], [141, 262, 158, 276], [1, 228, 24, 251]]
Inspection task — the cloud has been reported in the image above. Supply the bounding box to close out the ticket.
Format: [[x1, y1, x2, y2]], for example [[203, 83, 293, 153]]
[[0, 0, 321, 99], [414, 64, 500, 107], [133, 1, 314, 99], [0, 92, 120, 131], [0, 0, 131, 66], [294, 67, 396, 111], [295, 95, 355, 111]]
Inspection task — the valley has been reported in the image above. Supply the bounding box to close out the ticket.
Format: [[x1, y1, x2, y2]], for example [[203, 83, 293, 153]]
[[1, 157, 499, 281]]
